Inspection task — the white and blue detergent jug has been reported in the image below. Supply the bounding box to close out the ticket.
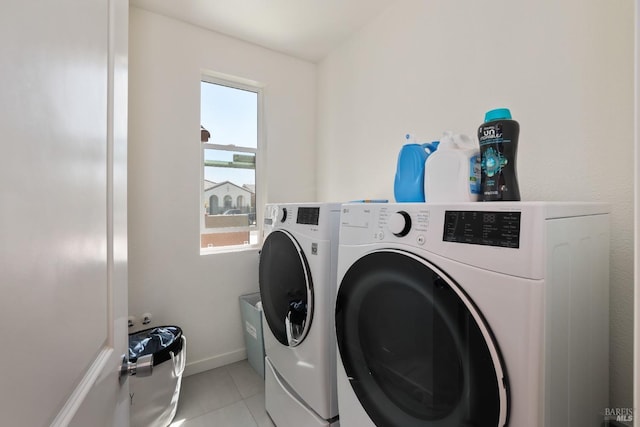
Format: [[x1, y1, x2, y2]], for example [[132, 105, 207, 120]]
[[393, 135, 439, 202], [424, 131, 481, 202]]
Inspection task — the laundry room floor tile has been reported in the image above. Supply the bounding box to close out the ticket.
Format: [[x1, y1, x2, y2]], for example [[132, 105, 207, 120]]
[[244, 392, 275, 427], [177, 400, 257, 427], [171, 359, 272, 427], [173, 366, 243, 421], [227, 359, 264, 398]]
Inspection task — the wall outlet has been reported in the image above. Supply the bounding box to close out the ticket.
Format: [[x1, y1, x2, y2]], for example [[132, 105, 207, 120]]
[[141, 312, 152, 325]]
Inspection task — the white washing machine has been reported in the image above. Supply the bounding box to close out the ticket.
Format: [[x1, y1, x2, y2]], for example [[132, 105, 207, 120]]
[[335, 202, 610, 427], [259, 203, 341, 426]]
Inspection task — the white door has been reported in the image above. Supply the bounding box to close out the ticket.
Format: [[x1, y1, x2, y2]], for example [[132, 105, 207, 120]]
[[0, 0, 130, 426]]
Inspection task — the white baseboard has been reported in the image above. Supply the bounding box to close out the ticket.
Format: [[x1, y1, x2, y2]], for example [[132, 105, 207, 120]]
[[183, 348, 247, 377]]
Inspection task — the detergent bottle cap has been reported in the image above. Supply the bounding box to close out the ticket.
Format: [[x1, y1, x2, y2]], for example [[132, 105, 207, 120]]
[[484, 108, 512, 122], [452, 133, 475, 149], [438, 131, 456, 149]]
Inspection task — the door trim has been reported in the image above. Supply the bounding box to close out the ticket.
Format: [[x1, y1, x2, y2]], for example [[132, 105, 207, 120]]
[[50, 347, 114, 427]]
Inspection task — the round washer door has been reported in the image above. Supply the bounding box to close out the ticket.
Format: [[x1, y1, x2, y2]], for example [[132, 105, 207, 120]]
[[335, 250, 509, 427], [259, 230, 314, 347]]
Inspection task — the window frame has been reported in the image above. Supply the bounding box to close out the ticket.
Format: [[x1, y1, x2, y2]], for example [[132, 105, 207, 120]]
[[200, 73, 264, 255]]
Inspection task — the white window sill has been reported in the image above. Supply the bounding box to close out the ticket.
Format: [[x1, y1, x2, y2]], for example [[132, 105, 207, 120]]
[[200, 244, 261, 256]]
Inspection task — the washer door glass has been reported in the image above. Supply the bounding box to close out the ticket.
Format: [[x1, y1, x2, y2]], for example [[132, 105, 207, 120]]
[[335, 250, 508, 427], [259, 230, 313, 347]]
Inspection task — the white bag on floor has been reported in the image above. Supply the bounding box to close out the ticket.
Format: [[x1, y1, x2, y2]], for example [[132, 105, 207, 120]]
[[130, 330, 186, 427]]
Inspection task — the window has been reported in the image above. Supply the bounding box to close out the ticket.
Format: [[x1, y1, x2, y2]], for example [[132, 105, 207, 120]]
[[200, 76, 261, 252]]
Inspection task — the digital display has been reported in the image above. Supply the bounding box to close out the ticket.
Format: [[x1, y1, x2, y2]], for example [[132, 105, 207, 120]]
[[297, 207, 320, 225], [443, 210, 521, 248]]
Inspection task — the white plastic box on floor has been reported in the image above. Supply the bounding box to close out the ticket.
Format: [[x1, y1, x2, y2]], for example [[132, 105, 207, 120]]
[[129, 326, 186, 427]]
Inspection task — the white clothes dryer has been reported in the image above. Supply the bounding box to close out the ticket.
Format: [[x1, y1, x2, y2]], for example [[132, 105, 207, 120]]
[[259, 203, 341, 427], [335, 202, 610, 427]]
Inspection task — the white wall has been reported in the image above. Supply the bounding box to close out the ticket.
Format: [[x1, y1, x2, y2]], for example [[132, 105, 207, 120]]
[[317, 0, 634, 408], [128, 7, 316, 375]]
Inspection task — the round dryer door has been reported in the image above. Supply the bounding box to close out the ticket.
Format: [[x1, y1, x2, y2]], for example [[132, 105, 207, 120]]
[[259, 230, 313, 347], [335, 250, 509, 427]]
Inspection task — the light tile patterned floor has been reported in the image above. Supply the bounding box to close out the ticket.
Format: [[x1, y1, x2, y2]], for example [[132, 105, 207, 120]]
[[170, 360, 275, 427]]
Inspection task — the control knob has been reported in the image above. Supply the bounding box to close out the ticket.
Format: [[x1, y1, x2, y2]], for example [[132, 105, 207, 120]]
[[281, 207, 288, 223], [388, 211, 412, 237]]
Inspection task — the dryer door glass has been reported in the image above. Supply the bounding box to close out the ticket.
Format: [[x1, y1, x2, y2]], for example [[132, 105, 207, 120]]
[[259, 230, 313, 347], [335, 250, 508, 427]]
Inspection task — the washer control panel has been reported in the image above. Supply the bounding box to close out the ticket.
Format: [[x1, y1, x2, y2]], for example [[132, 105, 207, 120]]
[[264, 203, 341, 240]]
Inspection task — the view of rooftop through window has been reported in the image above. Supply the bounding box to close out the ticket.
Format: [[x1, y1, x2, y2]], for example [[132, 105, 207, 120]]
[[200, 78, 260, 251]]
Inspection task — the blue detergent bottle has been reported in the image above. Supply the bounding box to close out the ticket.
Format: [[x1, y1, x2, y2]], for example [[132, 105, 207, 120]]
[[393, 134, 439, 202]]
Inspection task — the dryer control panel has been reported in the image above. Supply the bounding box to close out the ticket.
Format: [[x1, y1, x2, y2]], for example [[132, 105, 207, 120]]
[[339, 202, 608, 280], [341, 204, 522, 249], [340, 202, 538, 278], [443, 210, 521, 248]]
